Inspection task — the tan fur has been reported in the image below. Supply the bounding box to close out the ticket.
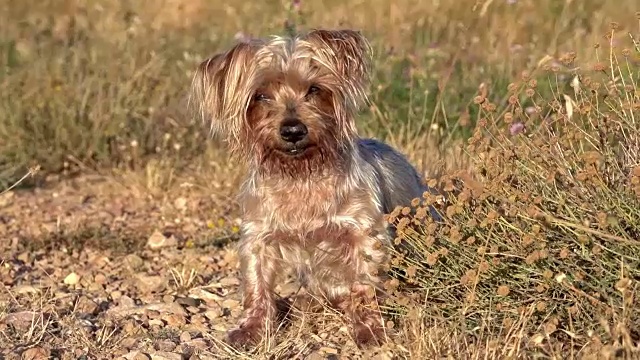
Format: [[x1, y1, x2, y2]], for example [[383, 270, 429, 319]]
[[190, 29, 437, 348]]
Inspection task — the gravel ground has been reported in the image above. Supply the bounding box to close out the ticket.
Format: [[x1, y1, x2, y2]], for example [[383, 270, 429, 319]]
[[0, 174, 399, 359]]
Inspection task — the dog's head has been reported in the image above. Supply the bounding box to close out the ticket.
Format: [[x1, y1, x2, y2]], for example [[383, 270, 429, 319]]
[[191, 29, 372, 177]]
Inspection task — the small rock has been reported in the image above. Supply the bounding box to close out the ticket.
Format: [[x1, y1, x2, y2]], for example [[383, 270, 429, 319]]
[[188, 288, 223, 302], [221, 299, 240, 309], [124, 254, 145, 270], [12, 285, 40, 294], [133, 353, 151, 360], [305, 353, 325, 360], [211, 323, 227, 332], [94, 273, 107, 284], [183, 338, 207, 350], [123, 320, 143, 336], [179, 331, 191, 343], [122, 351, 150, 360], [319, 347, 339, 355], [175, 296, 203, 308], [64, 272, 81, 285], [184, 321, 208, 334], [4, 311, 49, 332], [155, 340, 177, 352], [76, 296, 98, 315], [149, 352, 182, 360], [146, 310, 161, 319], [135, 274, 166, 293], [110, 290, 123, 301], [118, 295, 136, 307], [21, 346, 51, 360], [16, 251, 30, 263], [203, 310, 219, 321], [372, 351, 394, 360], [163, 313, 186, 327], [92, 255, 111, 268], [219, 276, 239, 286], [120, 337, 138, 349], [189, 313, 207, 324], [87, 282, 104, 292], [147, 231, 178, 250]]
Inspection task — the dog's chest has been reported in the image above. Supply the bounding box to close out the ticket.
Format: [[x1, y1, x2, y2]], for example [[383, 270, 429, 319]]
[[243, 178, 350, 231]]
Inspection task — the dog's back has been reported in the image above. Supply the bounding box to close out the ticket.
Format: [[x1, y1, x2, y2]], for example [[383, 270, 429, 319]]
[[358, 138, 428, 214]]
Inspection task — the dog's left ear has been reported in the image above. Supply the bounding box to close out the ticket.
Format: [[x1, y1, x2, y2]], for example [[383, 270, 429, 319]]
[[303, 29, 372, 98], [189, 40, 262, 139]]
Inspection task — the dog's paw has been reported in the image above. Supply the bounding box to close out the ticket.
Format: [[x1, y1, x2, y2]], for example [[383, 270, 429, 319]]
[[353, 321, 385, 348], [226, 320, 265, 349]]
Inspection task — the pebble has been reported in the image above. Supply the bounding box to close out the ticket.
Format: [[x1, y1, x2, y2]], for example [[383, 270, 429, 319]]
[[175, 296, 202, 307], [135, 274, 166, 293], [162, 313, 186, 327], [147, 231, 178, 250], [94, 273, 107, 284], [155, 340, 177, 352], [4, 311, 48, 331], [76, 296, 98, 314], [122, 351, 151, 360], [124, 254, 145, 270], [179, 331, 191, 342], [21, 346, 50, 360], [120, 337, 138, 349], [149, 351, 182, 360], [63, 272, 80, 285]]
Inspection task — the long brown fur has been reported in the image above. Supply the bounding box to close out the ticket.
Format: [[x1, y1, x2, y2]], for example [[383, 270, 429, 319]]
[[190, 29, 437, 348]]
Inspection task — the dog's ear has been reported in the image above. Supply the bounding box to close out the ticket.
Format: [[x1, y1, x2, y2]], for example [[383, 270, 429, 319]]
[[303, 29, 372, 91], [190, 40, 262, 139], [302, 29, 372, 114]]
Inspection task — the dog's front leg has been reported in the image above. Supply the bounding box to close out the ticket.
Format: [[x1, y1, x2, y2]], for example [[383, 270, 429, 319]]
[[227, 231, 280, 348], [315, 226, 389, 347]]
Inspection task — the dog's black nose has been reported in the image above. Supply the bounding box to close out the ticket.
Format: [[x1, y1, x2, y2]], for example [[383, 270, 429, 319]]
[[279, 119, 308, 143]]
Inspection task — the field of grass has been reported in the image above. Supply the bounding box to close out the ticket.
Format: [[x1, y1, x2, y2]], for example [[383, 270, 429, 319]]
[[1, 0, 639, 359]]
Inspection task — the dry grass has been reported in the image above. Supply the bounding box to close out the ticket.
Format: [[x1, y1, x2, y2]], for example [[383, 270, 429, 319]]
[[1, 0, 639, 359], [386, 26, 640, 358]]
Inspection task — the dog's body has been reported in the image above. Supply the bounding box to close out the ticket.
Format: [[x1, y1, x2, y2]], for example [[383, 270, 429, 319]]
[[190, 29, 435, 347]]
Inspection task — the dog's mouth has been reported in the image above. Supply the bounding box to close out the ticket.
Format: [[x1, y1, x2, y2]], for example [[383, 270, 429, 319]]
[[277, 143, 316, 157]]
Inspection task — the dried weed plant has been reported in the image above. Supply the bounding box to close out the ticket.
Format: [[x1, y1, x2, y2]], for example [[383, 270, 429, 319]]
[[385, 27, 640, 358]]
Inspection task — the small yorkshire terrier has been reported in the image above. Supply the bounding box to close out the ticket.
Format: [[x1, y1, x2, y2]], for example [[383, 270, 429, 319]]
[[191, 29, 436, 348]]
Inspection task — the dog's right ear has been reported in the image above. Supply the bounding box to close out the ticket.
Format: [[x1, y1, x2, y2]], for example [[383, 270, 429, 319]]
[[190, 41, 262, 140]]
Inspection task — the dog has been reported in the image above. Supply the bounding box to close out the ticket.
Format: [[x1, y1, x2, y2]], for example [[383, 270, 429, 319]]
[[190, 29, 437, 348]]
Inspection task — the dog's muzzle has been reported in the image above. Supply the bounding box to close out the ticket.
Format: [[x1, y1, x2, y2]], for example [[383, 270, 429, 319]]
[[279, 118, 312, 155], [279, 118, 308, 144]]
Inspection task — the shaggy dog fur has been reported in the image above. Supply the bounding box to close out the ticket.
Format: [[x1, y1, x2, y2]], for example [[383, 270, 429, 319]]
[[190, 28, 437, 348]]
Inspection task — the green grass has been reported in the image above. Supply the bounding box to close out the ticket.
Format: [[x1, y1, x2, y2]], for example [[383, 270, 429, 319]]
[[2, 0, 638, 185]]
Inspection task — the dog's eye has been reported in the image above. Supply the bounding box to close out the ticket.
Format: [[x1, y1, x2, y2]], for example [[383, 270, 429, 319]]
[[306, 85, 321, 96], [254, 93, 269, 102]]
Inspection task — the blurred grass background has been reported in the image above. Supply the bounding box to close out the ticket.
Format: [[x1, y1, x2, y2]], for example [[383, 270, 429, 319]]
[[1, 0, 638, 186]]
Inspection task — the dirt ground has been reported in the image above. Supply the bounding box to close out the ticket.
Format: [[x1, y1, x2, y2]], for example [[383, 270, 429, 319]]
[[0, 173, 399, 359]]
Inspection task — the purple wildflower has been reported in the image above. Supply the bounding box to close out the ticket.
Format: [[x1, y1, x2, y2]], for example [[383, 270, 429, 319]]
[[509, 122, 525, 136]]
